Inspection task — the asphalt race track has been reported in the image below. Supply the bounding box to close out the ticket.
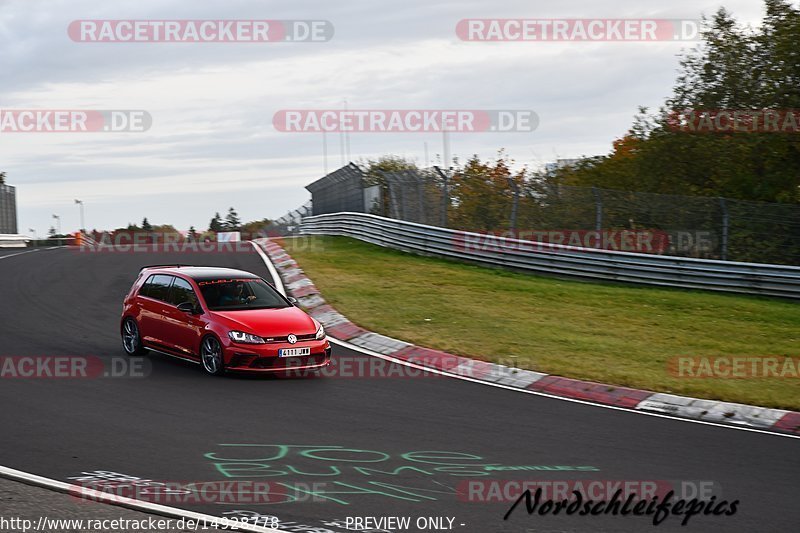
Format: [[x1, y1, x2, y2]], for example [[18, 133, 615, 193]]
[[0, 246, 798, 533]]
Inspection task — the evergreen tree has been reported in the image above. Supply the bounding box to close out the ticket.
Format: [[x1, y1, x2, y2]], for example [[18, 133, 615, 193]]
[[209, 212, 224, 232], [225, 207, 241, 231]]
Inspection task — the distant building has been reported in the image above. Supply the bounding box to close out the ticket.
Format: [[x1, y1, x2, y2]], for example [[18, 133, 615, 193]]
[[306, 163, 368, 215], [0, 183, 17, 234]]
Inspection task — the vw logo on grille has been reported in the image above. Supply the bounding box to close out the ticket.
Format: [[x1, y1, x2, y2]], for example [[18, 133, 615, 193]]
[[287, 334, 297, 344]]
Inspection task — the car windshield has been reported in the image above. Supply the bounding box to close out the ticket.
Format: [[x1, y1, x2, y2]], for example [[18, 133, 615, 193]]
[[198, 277, 290, 311]]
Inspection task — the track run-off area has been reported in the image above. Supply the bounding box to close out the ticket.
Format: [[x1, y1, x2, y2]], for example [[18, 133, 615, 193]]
[[0, 246, 797, 532]]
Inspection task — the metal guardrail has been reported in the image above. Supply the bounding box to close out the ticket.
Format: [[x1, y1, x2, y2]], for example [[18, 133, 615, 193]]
[[0, 234, 28, 248], [299, 212, 800, 299]]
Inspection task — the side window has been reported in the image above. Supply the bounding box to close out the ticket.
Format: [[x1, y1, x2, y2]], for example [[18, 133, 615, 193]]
[[144, 275, 174, 302], [138, 276, 154, 298], [169, 277, 199, 307]]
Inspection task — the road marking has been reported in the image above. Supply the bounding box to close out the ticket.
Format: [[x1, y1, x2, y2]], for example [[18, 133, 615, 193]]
[[251, 240, 800, 440], [0, 465, 287, 533], [0, 244, 289, 531], [250, 240, 286, 296], [0, 249, 40, 261]]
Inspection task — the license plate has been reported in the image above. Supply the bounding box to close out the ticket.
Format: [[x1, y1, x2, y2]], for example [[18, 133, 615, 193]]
[[279, 347, 311, 357]]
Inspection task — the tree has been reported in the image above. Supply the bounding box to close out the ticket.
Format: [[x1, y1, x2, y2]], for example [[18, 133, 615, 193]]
[[141, 218, 152, 232], [239, 218, 271, 238], [224, 207, 241, 231], [188, 226, 199, 241], [209, 212, 224, 232], [0, 171, 5, 185], [47, 226, 56, 237], [448, 152, 517, 231], [362, 156, 420, 216], [152, 224, 178, 234], [556, 1, 800, 204]]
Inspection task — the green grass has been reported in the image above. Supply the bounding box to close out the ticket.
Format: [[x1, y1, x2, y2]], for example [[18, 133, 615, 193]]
[[282, 235, 800, 410]]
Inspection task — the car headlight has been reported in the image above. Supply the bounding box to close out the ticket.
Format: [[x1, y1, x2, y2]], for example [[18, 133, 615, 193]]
[[315, 324, 326, 340], [228, 331, 265, 344]]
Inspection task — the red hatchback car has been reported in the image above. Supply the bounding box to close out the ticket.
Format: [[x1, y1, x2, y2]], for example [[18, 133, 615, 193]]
[[120, 266, 331, 375]]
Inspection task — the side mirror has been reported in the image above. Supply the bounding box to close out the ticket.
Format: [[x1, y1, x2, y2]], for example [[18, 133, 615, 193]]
[[287, 297, 298, 305], [177, 302, 201, 314]]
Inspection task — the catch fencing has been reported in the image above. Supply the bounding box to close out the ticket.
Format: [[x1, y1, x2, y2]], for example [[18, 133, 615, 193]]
[[373, 169, 800, 266], [299, 212, 800, 299]]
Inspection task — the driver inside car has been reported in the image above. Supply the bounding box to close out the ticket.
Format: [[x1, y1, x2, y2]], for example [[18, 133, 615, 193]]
[[219, 281, 256, 305]]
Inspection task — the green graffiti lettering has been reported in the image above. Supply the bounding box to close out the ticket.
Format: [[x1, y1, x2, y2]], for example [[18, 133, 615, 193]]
[[278, 480, 444, 505], [432, 465, 498, 476], [213, 463, 287, 478], [353, 466, 434, 476], [206, 444, 349, 462], [204, 444, 296, 462], [286, 465, 342, 476], [367, 481, 455, 498], [298, 447, 391, 462], [401, 451, 486, 465]]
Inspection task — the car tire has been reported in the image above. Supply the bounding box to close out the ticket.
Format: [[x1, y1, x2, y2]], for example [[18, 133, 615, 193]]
[[200, 335, 225, 376], [121, 318, 148, 356]]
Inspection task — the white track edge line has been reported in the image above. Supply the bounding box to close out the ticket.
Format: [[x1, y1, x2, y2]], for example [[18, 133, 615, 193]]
[[251, 241, 286, 296], [254, 240, 799, 441], [0, 465, 287, 533], [329, 338, 799, 440], [0, 241, 289, 532], [0, 248, 40, 260]]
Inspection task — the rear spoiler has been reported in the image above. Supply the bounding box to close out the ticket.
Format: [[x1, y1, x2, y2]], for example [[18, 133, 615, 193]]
[[138, 264, 188, 273]]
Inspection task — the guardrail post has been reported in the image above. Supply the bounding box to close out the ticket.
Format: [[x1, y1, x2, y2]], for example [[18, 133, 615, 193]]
[[435, 166, 449, 228], [417, 173, 425, 225], [719, 197, 729, 261], [508, 177, 520, 232], [591, 187, 603, 232]]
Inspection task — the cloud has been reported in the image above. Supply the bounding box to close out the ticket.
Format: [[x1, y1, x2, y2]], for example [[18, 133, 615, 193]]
[[0, 0, 768, 233]]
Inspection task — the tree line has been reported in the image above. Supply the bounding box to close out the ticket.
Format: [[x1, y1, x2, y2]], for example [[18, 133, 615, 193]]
[[552, 0, 799, 204], [357, 1, 799, 264], [104, 208, 271, 242], [367, 0, 799, 213]]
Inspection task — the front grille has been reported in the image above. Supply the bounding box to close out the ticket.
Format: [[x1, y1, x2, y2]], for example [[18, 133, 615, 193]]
[[260, 333, 316, 343], [230, 353, 258, 368], [249, 354, 326, 370]]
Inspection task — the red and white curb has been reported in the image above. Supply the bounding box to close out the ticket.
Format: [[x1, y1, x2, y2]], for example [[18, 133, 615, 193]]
[[252, 238, 800, 437]]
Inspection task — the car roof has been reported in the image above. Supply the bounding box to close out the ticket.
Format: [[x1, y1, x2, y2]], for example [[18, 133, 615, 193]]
[[141, 266, 261, 281]]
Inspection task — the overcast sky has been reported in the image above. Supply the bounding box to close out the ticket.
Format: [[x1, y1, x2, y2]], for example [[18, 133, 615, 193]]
[[0, 0, 769, 234]]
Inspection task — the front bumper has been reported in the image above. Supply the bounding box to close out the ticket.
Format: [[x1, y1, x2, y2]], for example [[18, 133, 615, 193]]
[[223, 339, 332, 373]]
